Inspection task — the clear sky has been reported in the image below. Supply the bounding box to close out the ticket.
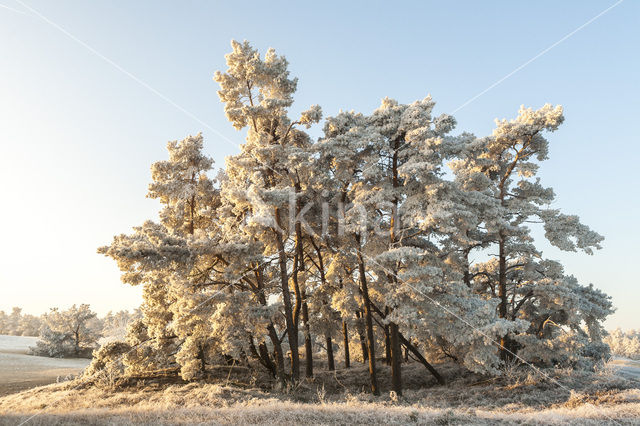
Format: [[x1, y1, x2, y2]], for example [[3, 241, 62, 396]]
[[0, 0, 638, 329]]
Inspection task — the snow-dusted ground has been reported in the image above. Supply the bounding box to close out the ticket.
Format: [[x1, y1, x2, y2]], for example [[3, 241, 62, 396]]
[[0, 335, 89, 397], [608, 356, 640, 380], [0, 335, 38, 353], [0, 342, 639, 424]]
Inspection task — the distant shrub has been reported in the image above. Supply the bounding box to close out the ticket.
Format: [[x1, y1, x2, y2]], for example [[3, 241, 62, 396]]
[[31, 304, 101, 358]]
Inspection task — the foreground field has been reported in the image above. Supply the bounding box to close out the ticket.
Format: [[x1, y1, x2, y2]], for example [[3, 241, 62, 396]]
[[0, 335, 89, 397], [1, 360, 639, 425]]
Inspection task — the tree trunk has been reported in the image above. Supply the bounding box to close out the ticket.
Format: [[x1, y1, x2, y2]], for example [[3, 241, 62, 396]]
[[384, 312, 392, 366], [273, 207, 299, 382], [400, 334, 445, 385], [370, 299, 444, 385], [342, 320, 350, 368], [74, 329, 80, 356], [386, 136, 403, 394], [250, 338, 276, 378], [498, 232, 511, 361], [356, 310, 368, 362], [389, 322, 402, 396], [326, 334, 335, 371], [268, 324, 286, 387], [256, 263, 287, 386], [302, 298, 313, 377], [258, 342, 276, 376], [292, 182, 312, 378], [197, 342, 207, 375], [355, 233, 379, 395]]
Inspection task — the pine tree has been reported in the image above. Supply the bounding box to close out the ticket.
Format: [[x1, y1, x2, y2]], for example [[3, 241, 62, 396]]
[[214, 40, 322, 382], [33, 304, 101, 358], [450, 105, 607, 362]]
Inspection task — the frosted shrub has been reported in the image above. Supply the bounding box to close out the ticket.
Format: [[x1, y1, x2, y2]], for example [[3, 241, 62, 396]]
[[85, 341, 131, 377]]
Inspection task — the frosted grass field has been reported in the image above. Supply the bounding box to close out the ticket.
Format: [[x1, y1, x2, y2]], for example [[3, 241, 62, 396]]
[[0, 351, 639, 425], [0, 335, 89, 397]]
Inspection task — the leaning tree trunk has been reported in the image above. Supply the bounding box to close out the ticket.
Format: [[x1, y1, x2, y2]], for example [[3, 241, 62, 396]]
[[370, 299, 444, 385], [267, 324, 287, 387]]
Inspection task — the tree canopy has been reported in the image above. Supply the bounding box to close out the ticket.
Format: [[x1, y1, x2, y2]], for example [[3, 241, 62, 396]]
[[94, 40, 613, 395]]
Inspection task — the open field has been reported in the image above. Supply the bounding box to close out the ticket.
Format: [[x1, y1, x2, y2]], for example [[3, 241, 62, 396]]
[[610, 357, 640, 381], [0, 335, 89, 397], [1, 355, 639, 425]]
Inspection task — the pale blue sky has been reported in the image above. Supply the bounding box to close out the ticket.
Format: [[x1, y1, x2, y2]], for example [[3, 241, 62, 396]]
[[0, 1, 637, 329]]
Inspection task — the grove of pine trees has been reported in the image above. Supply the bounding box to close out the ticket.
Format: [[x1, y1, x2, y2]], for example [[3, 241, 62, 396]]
[[93, 40, 614, 395]]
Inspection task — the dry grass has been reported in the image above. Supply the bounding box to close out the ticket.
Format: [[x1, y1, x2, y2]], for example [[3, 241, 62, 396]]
[[1, 361, 639, 425]]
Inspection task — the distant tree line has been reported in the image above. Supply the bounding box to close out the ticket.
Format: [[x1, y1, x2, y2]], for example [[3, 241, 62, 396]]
[[0, 305, 140, 358], [605, 329, 640, 360], [0, 307, 42, 337]]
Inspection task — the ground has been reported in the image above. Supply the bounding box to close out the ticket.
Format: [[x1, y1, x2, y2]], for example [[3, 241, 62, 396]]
[[609, 357, 640, 381], [0, 336, 639, 425], [0, 335, 89, 397]]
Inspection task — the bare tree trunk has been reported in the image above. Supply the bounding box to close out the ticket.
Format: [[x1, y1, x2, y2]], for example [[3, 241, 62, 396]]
[[74, 329, 80, 356], [326, 334, 335, 371], [390, 322, 402, 396], [384, 319, 391, 365], [292, 182, 312, 378], [355, 233, 379, 395], [342, 320, 350, 368], [356, 310, 368, 362], [274, 207, 299, 382], [258, 342, 276, 376], [302, 298, 313, 377], [498, 232, 510, 361], [387, 135, 403, 394]]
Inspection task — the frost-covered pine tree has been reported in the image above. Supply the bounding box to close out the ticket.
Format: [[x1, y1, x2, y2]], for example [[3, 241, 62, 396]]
[[99, 133, 220, 378], [33, 304, 101, 358], [450, 105, 610, 364], [214, 40, 322, 382], [100, 309, 141, 344], [316, 109, 386, 394]]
